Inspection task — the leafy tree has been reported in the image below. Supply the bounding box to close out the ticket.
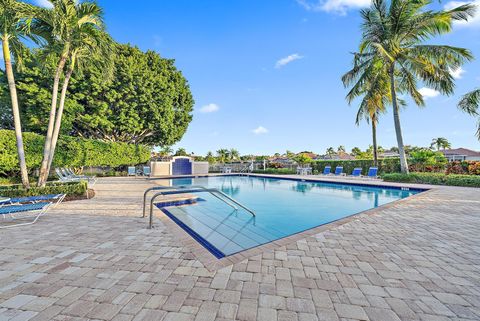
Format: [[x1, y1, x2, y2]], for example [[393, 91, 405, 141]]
[[430, 137, 451, 151], [11, 44, 194, 146], [458, 88, 480, 140], [0, 0, 41, 188], [353, 0, 474, 173], [294, 153, 312, 166], [174, 148, 188, 156], [285, 150, 295, 159]]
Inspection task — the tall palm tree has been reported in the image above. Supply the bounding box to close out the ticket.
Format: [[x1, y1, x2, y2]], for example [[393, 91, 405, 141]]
[[430, 137, 451, 150], [36, 0, 104, 187], [0, 0, 42, 188], [458, 89, 480, 140], [46, 26, 112, 178], [337, 145, 346, 153], [355, 0, 475, 173], [343, 55, 389, 167]]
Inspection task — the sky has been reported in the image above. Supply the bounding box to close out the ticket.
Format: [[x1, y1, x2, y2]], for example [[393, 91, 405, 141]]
[[30, 0, 480, 155]]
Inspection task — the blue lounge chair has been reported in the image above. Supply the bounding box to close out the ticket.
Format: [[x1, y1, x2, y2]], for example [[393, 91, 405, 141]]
[[128, 166, 136, 176], [322, 166, 331, 175], [143, 166, 151, 176], [367, 167, 378, 179], [350, 168, 362, 177], [0, 202, 52, 228], [0, 194, 65, 208], [334, 166, 344, 176]]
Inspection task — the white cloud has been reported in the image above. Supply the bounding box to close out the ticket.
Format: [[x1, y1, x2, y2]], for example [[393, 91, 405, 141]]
[[419, 87, 440, 99], [296, 0, 371, 15], [449, 67, 465, 79], [252, 126, 269, 135], [33, 0, 53, 8], [275, 53, 303, 68], [199, 103, 219, 113], [444, 1, 480, 27]]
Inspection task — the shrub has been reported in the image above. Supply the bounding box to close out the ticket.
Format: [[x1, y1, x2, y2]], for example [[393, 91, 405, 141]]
[[311, 158, 401, 175], [445, 161, 480, 175], [409, 150, 447, 172], [0, 130, 151, 176], [253, 168, 297, 175], [382, 172, 480, 187], [0, 181, 88, 197]]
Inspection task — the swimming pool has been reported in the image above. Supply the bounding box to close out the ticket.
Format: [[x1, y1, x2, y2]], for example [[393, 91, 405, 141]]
[[156, 175, 423, 258]]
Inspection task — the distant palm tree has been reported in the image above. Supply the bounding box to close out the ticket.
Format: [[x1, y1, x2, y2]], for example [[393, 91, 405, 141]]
[[353, 0, 475, 173], [326, 147, 335, 156], [229, 148, 239, 161], [431, 137, 451, 151], [0, 0, 43, 188], [458, 88, 480, 140], [36, 0, 105, 187], [216, 149, 229, 163], [337, 145, 346, 153], [159, 146, 173, 156]]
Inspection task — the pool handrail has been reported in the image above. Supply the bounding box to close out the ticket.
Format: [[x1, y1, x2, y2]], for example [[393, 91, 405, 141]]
[[146, 185, 256, 229]]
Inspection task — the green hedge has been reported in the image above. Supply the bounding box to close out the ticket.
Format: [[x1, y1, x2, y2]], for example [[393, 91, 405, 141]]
[[311, 158, 400, 175], [0, 130, 151, 175], [382, 172, 480, 187], [0, 181, 88, 197], [253, 168, 297, 175]]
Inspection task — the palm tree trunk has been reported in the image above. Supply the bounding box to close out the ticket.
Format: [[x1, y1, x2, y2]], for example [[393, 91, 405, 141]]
[[37, 49, 68, 187], [46, 61, 74, 176], [372, 118, 378, 167], [2, 36, 30, 189], [389, 64, 409, 174]]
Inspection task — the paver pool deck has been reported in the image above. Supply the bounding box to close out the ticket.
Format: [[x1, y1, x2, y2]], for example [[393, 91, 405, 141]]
[[0, 176, 479, 321]]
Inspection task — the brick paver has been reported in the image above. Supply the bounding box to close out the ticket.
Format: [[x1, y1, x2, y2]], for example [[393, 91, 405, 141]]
[[0, 177, 479, 320]]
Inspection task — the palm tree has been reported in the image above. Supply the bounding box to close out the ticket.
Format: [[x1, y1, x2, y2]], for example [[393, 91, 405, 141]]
[[430, 137, 451, 151], [337, 145, 346, 153], [458, 89, 480, 140], [229, 148, 239, 161], [159, 146, 173, 156], [36, 0, 104, 187], [216, 149, 229, 163], [354, 0, 475, 173], [0, 0, 42, 188], [326, 147, 335, 156], [46, 26, 112, 178], [343, 55, 389, 167]]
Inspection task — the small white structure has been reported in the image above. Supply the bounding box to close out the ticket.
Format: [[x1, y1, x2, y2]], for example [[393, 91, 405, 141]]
[[150, 156, 209, 176]]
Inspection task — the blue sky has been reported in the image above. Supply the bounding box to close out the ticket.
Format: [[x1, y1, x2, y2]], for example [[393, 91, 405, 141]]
[[31, 0, 480, 155]]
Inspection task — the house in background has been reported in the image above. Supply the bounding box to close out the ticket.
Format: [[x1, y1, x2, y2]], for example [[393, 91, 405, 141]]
[[440, 148, 480, 162]]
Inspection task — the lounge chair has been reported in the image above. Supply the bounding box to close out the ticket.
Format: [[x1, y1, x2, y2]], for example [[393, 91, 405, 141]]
[[55, 168, 81, 182], [0, 194, 65, 208], [143, 166, 151, 176], [350, 168, 362, 177], [128, 166, 136, 176], [334, 166, 344, 176], [63, 168, 97, 185], [321, 166, 331, 175], [367, 167, 379, 179], [0, 202, 52, 228]]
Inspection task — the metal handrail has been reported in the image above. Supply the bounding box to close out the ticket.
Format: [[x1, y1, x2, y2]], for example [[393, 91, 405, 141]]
[[147, 186, 256, 229]]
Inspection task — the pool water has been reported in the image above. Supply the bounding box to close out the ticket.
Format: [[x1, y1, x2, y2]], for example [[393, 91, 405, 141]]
[[156, 175, 422, 258]]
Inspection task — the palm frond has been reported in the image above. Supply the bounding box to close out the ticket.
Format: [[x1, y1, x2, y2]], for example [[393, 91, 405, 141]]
[[458, 89, 480, 116]]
